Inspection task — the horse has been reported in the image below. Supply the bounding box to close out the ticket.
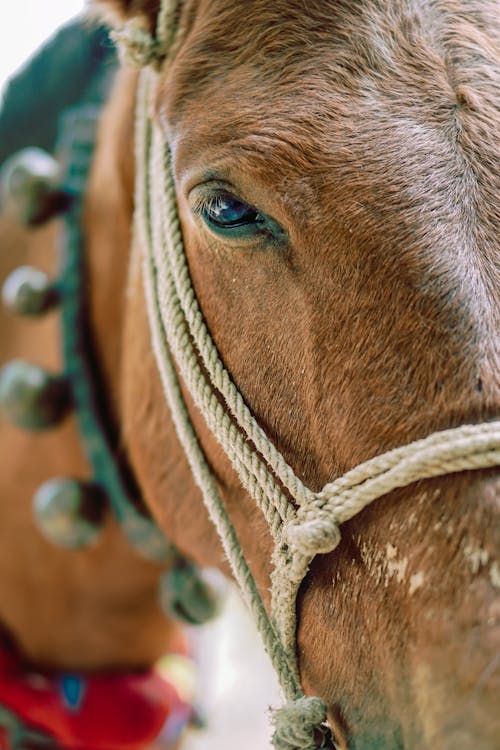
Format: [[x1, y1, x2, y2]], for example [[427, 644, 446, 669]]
[[0, 0, 499, 748]]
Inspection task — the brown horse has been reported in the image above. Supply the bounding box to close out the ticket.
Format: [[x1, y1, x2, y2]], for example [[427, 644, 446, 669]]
[[1, 0, 499, 748]]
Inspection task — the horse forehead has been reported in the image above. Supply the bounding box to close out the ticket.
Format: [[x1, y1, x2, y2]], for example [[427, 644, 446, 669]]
[[164, 0, 499, 178], [167, 0, 499, 110]]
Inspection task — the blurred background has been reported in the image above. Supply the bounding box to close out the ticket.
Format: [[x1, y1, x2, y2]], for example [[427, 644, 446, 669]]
[[0, 2, 279, 748], [0, 2, 85, 99]]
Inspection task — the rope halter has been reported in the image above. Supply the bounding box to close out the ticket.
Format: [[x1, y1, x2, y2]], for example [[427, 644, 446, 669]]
[[114, 4, 500, 748]]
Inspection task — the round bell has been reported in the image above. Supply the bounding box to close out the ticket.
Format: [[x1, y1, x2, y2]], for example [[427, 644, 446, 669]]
[[34, 478, 105, 549], [2, 266, 58, 316], [0, 360, 70, 430], [159, 560, 223, 625], [0, 148, 67, 226], [121, 509, 175, 563]]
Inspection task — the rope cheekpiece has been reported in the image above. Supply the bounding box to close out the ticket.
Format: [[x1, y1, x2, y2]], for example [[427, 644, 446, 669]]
[[110, 1, 180, 70], [111, 23, 166, 69], [115, 5, 500, 748]]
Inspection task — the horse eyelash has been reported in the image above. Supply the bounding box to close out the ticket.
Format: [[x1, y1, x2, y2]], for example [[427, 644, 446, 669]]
[[191, 193, 226, 217], [191, 192, 261, 221]]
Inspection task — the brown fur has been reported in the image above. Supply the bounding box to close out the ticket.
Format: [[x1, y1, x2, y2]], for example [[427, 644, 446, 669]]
[[1, 1, 499, 748]]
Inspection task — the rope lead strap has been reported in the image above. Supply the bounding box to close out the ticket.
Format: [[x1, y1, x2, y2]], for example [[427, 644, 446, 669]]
[[135, 69, 302, 703], [121, 4, 500, 748], [135, 69, 335, 748]]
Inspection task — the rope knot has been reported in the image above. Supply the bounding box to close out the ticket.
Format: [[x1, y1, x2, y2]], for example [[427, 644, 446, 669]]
[[111, 22, 166, 69], [286, 507, 341, 558], [272, 697, 334, 749]]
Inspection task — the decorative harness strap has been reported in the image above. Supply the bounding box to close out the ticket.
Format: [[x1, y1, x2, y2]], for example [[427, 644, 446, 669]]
[[116, 4, 500, 749], [1, 103, 171, 561], [0, 66, 219, 629], [0, 24, 213, 748]]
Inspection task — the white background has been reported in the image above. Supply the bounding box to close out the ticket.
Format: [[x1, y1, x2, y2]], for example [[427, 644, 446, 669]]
[[0, 1, 85, 98]]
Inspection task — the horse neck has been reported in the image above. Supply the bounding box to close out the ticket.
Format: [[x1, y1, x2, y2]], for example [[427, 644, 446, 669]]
[[84, 69, 138, 418]]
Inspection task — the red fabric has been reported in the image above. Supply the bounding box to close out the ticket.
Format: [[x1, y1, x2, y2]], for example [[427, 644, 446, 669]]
[[0, 637, 190, 750], [0, 727, 9, 750]]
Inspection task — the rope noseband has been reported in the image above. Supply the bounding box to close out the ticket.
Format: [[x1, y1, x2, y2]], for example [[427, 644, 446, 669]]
[[117, 5, 500, 748]]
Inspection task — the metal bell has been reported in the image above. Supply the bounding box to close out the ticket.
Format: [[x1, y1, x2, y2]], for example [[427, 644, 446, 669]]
[[159, 560, 223, 625], [2, 266, 58, 316], [121, 510, 175, 563], [0, 148, 67, 226], [0, 360, 70, 430], [33, 478, 105, 549]]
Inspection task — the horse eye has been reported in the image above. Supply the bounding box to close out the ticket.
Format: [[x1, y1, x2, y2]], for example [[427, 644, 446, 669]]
[[200, 191, 262, 231], [192, 187, 287, 244]]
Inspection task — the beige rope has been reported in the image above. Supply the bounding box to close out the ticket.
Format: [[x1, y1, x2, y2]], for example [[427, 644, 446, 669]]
[[151, 128, 297, 534], [111, 22, 166, 69], [135, 70, 302, 705], [272, 697, 329, 750], [112, 1, 184, 70], [287, 422, 500, 557], [116, 5, 500, 749]]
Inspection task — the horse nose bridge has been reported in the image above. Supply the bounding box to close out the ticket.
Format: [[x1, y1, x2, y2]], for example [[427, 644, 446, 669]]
[[411, 472, 500, 732], [409, 605, 500, 750], [475, 344, 500, 404]]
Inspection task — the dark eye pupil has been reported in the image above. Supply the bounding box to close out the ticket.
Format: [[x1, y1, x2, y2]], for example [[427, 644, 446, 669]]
[[206, 194, 258, 227]]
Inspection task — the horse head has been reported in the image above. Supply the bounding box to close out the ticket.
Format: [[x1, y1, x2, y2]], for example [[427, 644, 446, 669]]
[[91, 1, 499, 747]]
